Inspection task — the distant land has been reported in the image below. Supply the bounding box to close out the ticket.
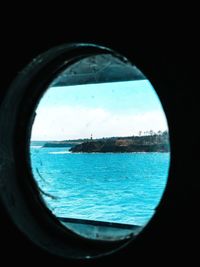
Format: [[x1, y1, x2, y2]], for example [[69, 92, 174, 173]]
[[69, 131, 169, 153], [40, 139, 89, 148], [31, 131, 170, 153], [31, 139, 91, 147], [31, 141, 47, 146]]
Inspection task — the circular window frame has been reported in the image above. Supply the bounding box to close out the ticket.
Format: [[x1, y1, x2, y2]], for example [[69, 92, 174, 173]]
[[0, 43, 171, 260]]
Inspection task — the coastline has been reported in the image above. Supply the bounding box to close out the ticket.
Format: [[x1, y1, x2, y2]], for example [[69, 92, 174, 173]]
[[31, 131, 170, 153]]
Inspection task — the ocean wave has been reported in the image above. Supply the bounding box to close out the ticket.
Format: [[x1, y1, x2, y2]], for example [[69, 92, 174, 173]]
[[48, 151, 71, 154], [31, 146, 42, 149]]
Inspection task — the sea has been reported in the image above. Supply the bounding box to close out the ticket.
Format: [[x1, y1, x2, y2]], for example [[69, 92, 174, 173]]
[[30, 146, 170, 226]]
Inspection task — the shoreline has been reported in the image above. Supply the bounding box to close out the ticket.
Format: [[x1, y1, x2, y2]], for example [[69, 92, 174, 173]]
[[31, 131, 170, 153], [30, 146, 170, 154]]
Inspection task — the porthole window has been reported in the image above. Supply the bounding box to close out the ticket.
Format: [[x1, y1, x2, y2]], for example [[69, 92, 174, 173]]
[[0, 43, 170, 259]]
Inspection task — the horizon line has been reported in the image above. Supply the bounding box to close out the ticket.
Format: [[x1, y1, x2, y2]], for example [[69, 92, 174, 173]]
[[31, 130, 169, 142]]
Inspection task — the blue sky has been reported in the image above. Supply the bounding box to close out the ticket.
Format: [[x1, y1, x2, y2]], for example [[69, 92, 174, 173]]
[[38, 80, 162, 113], [31, 80, 168, 140]]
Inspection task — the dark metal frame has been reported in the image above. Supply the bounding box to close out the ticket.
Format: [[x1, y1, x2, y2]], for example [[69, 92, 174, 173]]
[[0, 43, 171, 260]]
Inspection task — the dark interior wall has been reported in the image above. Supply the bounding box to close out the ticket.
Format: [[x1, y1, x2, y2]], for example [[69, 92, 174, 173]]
[[0, 8, 199, 266]]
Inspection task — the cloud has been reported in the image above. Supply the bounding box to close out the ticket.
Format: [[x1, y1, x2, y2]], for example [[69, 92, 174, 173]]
[[31, 105, 168, 140]]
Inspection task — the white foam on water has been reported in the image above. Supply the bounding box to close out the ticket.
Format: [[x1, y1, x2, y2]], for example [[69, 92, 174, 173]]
[[48, 151, 71, 154]]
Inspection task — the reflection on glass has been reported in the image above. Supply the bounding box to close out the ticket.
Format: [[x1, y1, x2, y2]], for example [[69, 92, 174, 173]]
[[30, 54, 170, 241]]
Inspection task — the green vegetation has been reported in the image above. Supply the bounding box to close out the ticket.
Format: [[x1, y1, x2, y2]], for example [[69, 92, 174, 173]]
[[36, 131, 170, 152], [70, 131, 170, 153]]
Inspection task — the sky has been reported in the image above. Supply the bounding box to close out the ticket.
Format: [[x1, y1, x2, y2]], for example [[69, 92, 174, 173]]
[[31, 80, 169, 141]]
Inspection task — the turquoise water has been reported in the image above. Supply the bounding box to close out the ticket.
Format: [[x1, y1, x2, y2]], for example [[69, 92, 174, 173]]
[[30, 147, 170, 226]]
